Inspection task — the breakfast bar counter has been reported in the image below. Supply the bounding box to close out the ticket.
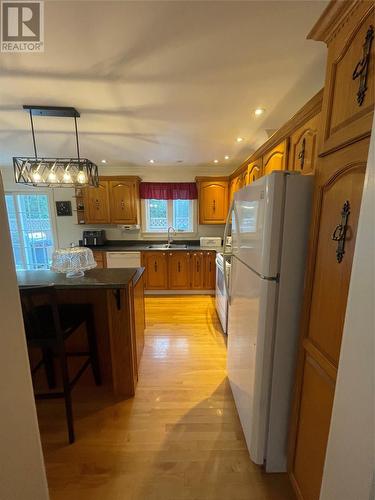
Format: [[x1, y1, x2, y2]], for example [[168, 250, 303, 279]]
[[17, 268, 146, 399]]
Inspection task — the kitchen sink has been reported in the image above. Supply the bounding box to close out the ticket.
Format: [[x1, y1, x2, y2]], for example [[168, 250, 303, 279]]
[[147, 243, 188, 249]]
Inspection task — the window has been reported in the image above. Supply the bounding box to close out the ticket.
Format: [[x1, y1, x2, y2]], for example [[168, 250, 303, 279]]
[[5, 193, 55, 270], [143, 199, 195, 234]]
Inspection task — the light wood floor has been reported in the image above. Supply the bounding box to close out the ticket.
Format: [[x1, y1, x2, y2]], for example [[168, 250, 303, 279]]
[[38, 296, 295, 500]]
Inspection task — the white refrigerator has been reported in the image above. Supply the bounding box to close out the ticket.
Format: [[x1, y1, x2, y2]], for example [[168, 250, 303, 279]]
[[224, 171, 313, 472]]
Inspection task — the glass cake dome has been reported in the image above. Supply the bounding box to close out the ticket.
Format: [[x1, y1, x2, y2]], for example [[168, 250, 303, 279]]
[[51, 246, 97, 278]]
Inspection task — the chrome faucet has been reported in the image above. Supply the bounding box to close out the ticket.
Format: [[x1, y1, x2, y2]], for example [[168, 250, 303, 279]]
[[167, 226, 176, 246]]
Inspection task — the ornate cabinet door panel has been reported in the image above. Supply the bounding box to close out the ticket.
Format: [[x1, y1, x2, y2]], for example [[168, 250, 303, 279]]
[[318, 2, 374, 155], [262, 139, 288, 176], [199, 181, 228, 224], [168, 251, 191, 289], [109, 181, 137, 224], [307, 163, 365, 364], [142, 252, 168, 290], [246, 158, 263, 184], [289, 114, 320, 174], [84, 181, 110, 224], [289, 138, 368, 500]]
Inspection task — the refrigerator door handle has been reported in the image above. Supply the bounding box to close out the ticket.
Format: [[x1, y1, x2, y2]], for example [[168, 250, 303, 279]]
[[223, 200, 234, 257]]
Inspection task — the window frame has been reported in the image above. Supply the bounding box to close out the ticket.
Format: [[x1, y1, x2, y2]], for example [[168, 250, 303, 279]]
[[5, 190, 58, 270], [141, 198, 197, 237]]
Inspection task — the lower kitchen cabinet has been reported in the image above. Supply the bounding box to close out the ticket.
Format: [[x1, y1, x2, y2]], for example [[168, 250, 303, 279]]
[[141, 252, 168, 290], [92, 250, 106, 268], [141, 250, 216, 291], [203, 251, 216, 289], [168, 251, 191, 289], [190, 251, 205, 289]]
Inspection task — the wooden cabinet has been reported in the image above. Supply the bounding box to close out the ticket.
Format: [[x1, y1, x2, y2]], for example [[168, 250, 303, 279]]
[[190, 251, 205, 289], [168, 251, 191, 289], [289, 4, 374, 499], [246, 158, 263, 184], [311, 2, 374, 156], [203, 251, 216, 289], [196, 178, 229, 224], [289, 114, 320, 175], [262, 139, 288, 176], [132, 274, 145, 378], [142, 250, 216, 291], [92, 250, 106, 269], [81, 176, 140, 225], [84, 181, 110, 224], [141, 252, 168, 290], [109, 180, 138, 224]]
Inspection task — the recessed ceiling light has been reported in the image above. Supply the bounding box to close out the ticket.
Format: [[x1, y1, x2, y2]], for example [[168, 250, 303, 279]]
[[149, 159, 155, 164], [224, 155, 230, 160], [236, 137, 244, 143], [101, 159, 107, 164], [254, 108, 265, 116], [213, 159, 219, 163]]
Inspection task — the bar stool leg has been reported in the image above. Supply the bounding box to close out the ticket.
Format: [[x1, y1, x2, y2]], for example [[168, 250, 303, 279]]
[[42, 347, 56, 389]]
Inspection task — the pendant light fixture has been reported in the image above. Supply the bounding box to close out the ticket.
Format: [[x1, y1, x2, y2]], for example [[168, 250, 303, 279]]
[[13, 105, 99, 188]]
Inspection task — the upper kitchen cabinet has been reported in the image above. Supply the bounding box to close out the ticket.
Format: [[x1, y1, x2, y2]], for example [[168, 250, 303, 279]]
[[108, 177, 140, 224], [84, 180, 111, 224], [289, 114, 321, 175], [196, 177, 229, 224], [81, 176, 140, 225], [308, 1, 374, 155], [246, 158, 263, 184], [262, 139, 289, 176]]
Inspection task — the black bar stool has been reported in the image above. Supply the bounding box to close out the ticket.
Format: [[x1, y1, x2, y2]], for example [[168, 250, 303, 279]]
[[19, 284, 101, 444]]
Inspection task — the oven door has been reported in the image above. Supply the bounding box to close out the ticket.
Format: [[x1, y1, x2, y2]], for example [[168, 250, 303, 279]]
[[215, 254, 228, 333]]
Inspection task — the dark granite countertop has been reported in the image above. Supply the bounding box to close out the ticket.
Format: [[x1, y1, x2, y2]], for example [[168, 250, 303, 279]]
[[85, 240, 223, 253], [17, 268, 144, 289]]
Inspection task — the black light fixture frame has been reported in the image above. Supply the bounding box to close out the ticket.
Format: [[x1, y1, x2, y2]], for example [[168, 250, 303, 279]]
[[13, 105, 99, 188]]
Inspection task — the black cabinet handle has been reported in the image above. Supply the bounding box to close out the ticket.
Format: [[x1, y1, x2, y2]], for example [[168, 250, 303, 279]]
[[178, 262, 181, 272], [113, 289, 121, 310], [154, 261, 158, 272]]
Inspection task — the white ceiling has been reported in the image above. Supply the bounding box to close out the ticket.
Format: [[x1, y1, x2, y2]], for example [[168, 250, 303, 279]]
[[0, 0, 328, 172]]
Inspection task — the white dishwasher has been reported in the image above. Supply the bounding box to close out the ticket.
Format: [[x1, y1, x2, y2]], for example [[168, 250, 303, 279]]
[[106, 251, 141, 268]]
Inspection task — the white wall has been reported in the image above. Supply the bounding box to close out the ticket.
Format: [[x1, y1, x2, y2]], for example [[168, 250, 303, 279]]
[[0, 172, 50, 500], [320, 123, 375, 500], [1, 164, 230, 247]]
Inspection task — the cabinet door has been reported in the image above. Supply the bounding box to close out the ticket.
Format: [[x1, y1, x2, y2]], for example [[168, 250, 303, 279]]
[[109, 181, 138, 224], [288, 139, 367, 500], [246, 158, 263, 184], [142, 252, 168, 290], [289, 114, 320, 175], [318, 3, 374, 155], [92, 250, 106, 269], [263, 140, 288, 176], [168, 251, 191, 289], [84, 181, 110, 223], [199, 181, 228, 224], [203, 251, 216, 289], [190, 252, 204, 289]]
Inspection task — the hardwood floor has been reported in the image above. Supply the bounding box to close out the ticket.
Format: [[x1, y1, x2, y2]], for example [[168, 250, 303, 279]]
[[37, 296, 295, 500]]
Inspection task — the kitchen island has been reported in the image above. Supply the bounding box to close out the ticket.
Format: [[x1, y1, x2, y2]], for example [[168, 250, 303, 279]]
[[17, 268, 145, 399]]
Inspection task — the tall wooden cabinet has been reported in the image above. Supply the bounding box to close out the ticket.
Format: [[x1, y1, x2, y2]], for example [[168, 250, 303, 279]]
[[196, 177, 229, 224], [288, 3, 374, 500]]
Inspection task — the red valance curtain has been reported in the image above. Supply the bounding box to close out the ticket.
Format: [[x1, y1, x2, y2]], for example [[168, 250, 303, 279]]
[[139, 182, 198, 200]]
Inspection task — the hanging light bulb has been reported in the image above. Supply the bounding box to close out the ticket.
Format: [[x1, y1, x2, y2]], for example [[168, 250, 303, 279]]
[[32, 170, 42, 183], [63, 171, 72, 183], [76, 170, 87, 184], [48, 170, 58, 183]]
